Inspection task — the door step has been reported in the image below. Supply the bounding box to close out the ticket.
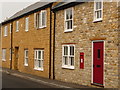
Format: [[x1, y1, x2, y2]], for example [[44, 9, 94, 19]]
[[91, 83, 104, 87]]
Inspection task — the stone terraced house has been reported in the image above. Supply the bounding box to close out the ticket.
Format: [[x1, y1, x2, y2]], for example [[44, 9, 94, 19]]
[[52, 0, 120, 88], [0, 0, 120, 88]]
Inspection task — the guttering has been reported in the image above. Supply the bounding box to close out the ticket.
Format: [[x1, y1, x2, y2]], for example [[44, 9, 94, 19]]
[[53, 11, 56, 79], [49, 4, 52, 79], [10, 23, 13, 70]]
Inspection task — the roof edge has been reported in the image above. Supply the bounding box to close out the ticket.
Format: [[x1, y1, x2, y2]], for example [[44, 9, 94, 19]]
[[1, 2, 53, 25]]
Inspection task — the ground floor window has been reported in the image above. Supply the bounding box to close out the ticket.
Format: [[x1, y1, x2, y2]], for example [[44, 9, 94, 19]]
[[62, 45, 75, 69], [2, 49, 6, 61], [34, 49, 44, 71], [24, 49, 28, 66], [9, 48, 12, 60]]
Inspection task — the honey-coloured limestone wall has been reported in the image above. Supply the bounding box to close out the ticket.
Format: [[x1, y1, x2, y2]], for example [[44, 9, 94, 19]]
[[54, 2, 119, 88]]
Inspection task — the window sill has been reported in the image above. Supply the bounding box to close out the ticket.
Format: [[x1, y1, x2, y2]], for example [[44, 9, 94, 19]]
[[62, 66, 75, 70], [25, 30, 29, 32], [93, 19, 102, 23], [38, 26, 47, 29], [64, 29, 73, 33], [34, 68, 43, 71], [24, 64, 28, 66], [2, 59, 6, 62], [16, 30, 19, 32]]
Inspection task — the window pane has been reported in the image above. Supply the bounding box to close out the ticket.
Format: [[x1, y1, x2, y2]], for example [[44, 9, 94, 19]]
[[37, 60, 39, 68], [38, 60, 41, 68], [4, 26, 8, 36], [34, 59, 37, 68], [35, 51, 37, 58], [70, 57, 74, 66], [67, 21, 69, 29], [63, 56, 68, 65], [99, 10, 102, 18], [69, 20, 72, 29], [70, 46, 74, 55], [42, 51, 44, 59], [66, 10, 69, 19], [41, 60, 43, 68], [38, 51, 41, 59], [36, 14, 38, 28], [96, 2, 99, 10], [25, 58, 28, 64], [25, 17, 29, 31], [16, 21, 19, 31], [70, 9, 72, 19], [98, 49, 100, 58], [39, 13, 41, 27], [98, 2, 102, 9], [26, 51, 28, 57], [97, 11, 100, 18], [64, 46, 68, 55], [66, 8, 72, 20], [2, 49, 6, 60], [42, 12, 45, 26]]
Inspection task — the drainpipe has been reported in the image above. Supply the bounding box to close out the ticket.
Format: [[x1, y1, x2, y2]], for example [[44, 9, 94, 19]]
[[10, 23, 13, 70], [53, 11, 56, 80], [49, 5, 52, 79]]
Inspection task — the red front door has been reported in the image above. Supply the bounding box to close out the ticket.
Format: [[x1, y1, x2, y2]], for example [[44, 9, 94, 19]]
[[93, 41, 104, 85]]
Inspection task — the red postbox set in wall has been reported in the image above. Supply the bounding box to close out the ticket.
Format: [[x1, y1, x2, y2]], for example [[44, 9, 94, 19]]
[[80, 52, 84, 69]]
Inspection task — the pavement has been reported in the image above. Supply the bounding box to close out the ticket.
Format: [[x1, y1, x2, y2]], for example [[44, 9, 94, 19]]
[[1, 67, 92, 89]]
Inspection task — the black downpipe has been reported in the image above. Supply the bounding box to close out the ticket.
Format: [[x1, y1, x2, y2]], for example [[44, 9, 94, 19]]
[[10, 23, 13, 70], [49, 5, 52, 79], [53, 12, 56, 79]]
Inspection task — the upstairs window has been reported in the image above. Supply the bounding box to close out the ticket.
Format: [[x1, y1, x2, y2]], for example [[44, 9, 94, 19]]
[[94, 0, 103, 21], [25, 17, 29, 31], [34, 10, 46, 29], [4, 26, 8, 36], [16, 21, 19, 32], [10, 24, 12, 33], [65, 8, 73, 32]]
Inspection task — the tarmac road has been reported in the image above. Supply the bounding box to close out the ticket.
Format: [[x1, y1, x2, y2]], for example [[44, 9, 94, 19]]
[[2, 72, 55, 88]]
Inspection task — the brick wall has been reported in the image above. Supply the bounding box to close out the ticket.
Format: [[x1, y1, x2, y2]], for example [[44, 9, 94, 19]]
[[2, 7, 52, 78], [1, 23, 11, 68]]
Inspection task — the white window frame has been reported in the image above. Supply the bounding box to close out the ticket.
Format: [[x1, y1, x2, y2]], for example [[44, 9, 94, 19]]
[[64, 8, 73, 32], [10, 24, 12, 33], [94, 0, 103, 22], [25, 17, 29, 32], [62, 45, 75, 69], [24, 49, 28, 66], [9, 48, 12, 60], [16, 21, 19, 32], [35, 10, 47, 29], [34, 49, 44, 71], [40, 10, 47, 28], [4, 26, 8, 36], [2, 49, 6, 61]]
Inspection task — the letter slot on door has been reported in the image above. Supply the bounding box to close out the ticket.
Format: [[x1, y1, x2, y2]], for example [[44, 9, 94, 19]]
[[80, 52, 84, 69]]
